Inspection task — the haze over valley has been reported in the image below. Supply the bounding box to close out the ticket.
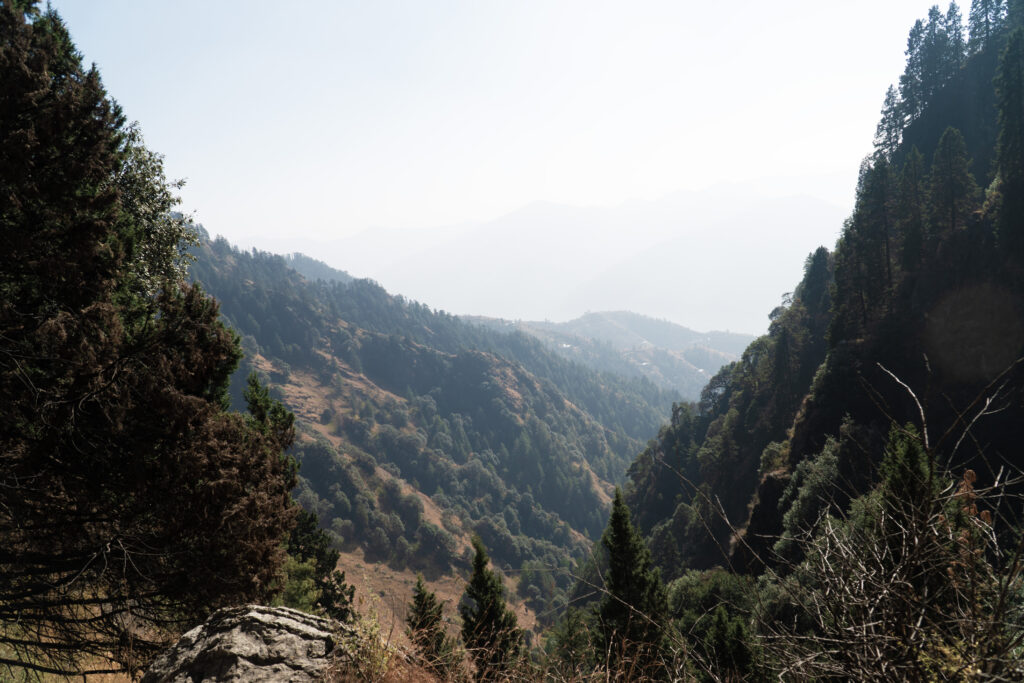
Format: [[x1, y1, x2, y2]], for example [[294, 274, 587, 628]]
[[303, 186, 846, 335]]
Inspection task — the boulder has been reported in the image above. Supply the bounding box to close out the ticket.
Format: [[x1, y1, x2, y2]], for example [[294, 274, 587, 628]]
[[142, 605, 342, 682]]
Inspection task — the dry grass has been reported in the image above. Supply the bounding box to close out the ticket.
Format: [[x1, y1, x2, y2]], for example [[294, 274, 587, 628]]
[[333, 548, 540, 647]]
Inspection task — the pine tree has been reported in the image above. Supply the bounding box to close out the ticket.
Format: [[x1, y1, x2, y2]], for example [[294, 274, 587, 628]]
[[898, 147, 929, 270], [407, 575, 457, 678], [460, 537, 523, 681], [0, 4, 297, 676], [597, 488, 667, 676], [875, 85, 904, 158], [287, 507, 356, 623], [547, 607, 595, 679], [902, 4, 967, 119], [969, 0, 1008, 52], [859, 158, 896, 292], [921, 7, 949, 102], [1011, 0, 1024, 28], [928, 126, 981, 234], [705, 604, 754, 679], [901, 19, 927, 121], [996, 28, 1024, 255], [946, 2, 967, 71]]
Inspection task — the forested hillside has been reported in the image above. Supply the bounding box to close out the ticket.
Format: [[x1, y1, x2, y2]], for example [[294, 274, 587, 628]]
[[628, 0, 1024, 575], [587, 2, 1024, 678], [467, 311, 752, 400], [189, 236, 676, 621], [0, 5, 304, 677]]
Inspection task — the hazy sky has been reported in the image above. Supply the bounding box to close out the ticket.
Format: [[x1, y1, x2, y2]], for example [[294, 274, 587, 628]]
[[53, 1, 933, 235], [51, 1, 940, 331]]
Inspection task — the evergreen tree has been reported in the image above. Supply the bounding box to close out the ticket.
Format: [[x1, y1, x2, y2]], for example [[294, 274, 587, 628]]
[[901, 4, 967, 120], [996, 28, 1024, 255], [969, 0, 1008, 52], [1012, 0, 1024, 28], [859, 158, 896, 292], [928, 126, 981, 233], [287, 507, 356, 622], [547, 607, 595, 679], [946, 2, 967, 71], [898, 147, 929, 269], [921, 7, 949, 103], [901, 19, 927, 121], [0, 3, 297, 676], [875, 85, 904, 158], [460, 536, 523, 681], [705, 604, 754, 679], [830, 217, 870, 341], [407, 575, 457, 678], [597, 488, 667, 676], [879, 424, 936, 512]]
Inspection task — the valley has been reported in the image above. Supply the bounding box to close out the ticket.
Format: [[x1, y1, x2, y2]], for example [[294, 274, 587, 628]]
[[7, 1, 1024, 680]]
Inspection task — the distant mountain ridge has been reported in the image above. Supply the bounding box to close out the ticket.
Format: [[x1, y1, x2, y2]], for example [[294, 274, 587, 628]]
[[284, 252, 354, 284], [302, 189, 846, 334], [467, 311, 753, 400]]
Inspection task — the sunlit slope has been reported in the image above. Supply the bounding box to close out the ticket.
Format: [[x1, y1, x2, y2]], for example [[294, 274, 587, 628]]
[[189, 235, 675, 623]]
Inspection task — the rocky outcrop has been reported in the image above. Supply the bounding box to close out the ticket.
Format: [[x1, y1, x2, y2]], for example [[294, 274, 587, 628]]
[[142, 605, 343, 682]]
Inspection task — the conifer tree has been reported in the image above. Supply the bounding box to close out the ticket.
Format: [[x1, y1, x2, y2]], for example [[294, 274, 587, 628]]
[[859, 158, 896, 292], [928, 126, 981, 233], [901, 19, 927, 121], [875, 85, 904, 158], [898, 147, 929, 269], [287, 507, 356, 622], [901, 5, 968, 119], [597, 488, 667, 676], [407, 575, 457, 678], [1011, 0, 1024, 28], [705, 604, 754, 679], [460, 536, 523, 681], [547, 607, 595, 678], [996, 28, 1024, 255], [0, 4, 297, 676], [946, 2, 967, 71], [921, 7, 949, 101], [969, 0, 1008, 52]]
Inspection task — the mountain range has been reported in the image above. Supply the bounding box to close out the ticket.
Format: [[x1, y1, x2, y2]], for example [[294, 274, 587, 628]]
[[275, 187, 847, 335], [467, 311, 753, 400]]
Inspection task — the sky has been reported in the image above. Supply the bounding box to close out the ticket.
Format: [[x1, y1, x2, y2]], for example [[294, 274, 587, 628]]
[[51, 0, 942, 332]]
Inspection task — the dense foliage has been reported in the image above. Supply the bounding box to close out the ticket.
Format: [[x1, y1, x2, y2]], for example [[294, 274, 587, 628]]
[[0, 3, 297, 677], [470, 312, 750, 400], [573, 2, 1024, 678], [188, 234, 678, 619]]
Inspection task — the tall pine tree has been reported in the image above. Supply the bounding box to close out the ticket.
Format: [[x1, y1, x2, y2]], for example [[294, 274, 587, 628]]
[[875, 85, 905, 158], [597, 488, 667, 676], [997, 28, 1024, 256], [0, 4, 297, 676], [407, 575, 457, 678], [459, 537, 523, 681], [898, 147, 929, 270], [969, 0, 1008, 52], [928, 126, 981, 234]]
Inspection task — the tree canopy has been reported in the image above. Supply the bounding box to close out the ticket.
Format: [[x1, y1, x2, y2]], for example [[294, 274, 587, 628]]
[[0, 3, 297, 676]]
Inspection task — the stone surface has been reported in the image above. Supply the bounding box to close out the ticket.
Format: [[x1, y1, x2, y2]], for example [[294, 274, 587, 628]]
[[142, 605, 341, 682]]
